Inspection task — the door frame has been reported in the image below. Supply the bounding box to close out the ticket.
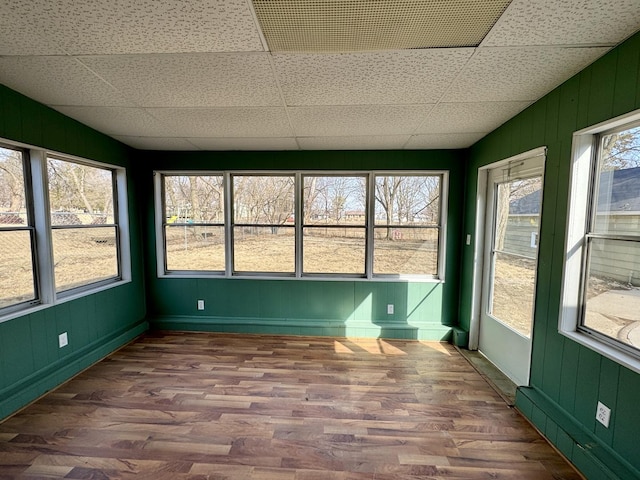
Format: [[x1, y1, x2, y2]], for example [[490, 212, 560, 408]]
[[469, 146, 547, 351]]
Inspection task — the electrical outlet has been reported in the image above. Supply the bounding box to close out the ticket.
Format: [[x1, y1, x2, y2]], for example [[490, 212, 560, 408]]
[[197, 299, 205, 310], [596, 401, 611, 428], [387, 304, 394, 315], [58, 332, 68, 348], [466, 234, 471, 245]]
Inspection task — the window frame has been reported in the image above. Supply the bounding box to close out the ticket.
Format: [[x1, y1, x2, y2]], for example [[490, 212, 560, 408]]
[[155, 169, 448, 282], [161, 173, 226, 274], [47, 154, 123, 295], [0, 138, 131, 324], [301, 173, 369, 278], [0, 143, 39, 313], [372, 173, 444, 278], [231, 173, 296, 276], [560, 109, 640, 373]]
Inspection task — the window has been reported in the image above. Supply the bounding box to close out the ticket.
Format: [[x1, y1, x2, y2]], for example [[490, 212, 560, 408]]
[[0, 146, 37, 310], [562, 110, 640, 371], [374, 175, 441, 276], [47, 157, 120, 292], [302, 175, 367, 275], [162, 175, 225, 272], [0, 139, 130, 320], [232, 175, 295, 274], [156, 171, 447, 280]]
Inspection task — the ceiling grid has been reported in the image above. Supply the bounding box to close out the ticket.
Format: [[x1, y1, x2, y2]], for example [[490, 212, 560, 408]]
[[0, 0, 638, 150]]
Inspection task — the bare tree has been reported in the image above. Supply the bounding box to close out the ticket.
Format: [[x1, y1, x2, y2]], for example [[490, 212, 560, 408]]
[[0, 149, 25, 213], [375, 176, 440, 240], [47, 159, 113, 219]]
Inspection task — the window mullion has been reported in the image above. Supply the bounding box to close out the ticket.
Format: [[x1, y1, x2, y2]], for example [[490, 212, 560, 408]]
[[366, 172, 375, 279], [295, 172, 302, 278], [30, 149, 55, 304], [224, 172, 233, 277]]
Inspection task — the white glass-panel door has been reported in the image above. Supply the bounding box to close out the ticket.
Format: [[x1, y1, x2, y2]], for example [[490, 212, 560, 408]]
[[479, 154, 544, 386]]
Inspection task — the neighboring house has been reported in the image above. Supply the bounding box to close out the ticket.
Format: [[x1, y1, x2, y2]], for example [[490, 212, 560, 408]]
[[506, 167, 640, 286]]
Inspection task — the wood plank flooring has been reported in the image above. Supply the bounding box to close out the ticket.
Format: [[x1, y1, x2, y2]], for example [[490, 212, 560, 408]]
[[0, 332, 582, 479]]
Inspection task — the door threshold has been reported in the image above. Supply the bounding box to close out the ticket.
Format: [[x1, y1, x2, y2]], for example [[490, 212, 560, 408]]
[[455, 346, 517, 406]]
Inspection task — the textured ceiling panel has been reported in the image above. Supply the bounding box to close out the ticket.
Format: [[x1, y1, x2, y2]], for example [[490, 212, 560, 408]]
[[2, 0, 264, 54], [253, 0, 511, 52], [417, 101, 531, 134], [275, 49, 473, 106], [0, 3, 65, 55], [54, 107, 173, 137], [188, 137, 299, 151], [81, 54, 282, 107], [147, 108, 293, 138], [406, 133, 486, 149], [0, 56, 129, 107], [289, 105, 434, 137], [298, 136, 410, 151], [442, 46, 609, 102], [113, 136, 198, 151], [483, 0, 640, 47]]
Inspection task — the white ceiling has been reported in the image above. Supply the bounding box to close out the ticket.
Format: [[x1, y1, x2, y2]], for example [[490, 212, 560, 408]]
[[0, 0, 639, 151]]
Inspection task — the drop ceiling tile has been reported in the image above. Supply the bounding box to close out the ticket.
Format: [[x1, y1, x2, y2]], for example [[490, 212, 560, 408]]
[[112, 136, 198, 151], [0, 56, 130, 107], [147, 108, 293, 137], [274, 49, 473, 105], [253, 0, 511, 52], [442, 46, 609, 102], [482, 0, 640, 47], [54, 106, 172, 137], [3, 0, 264, 54], [298, 136, 410, 150], [188, 137, 299, 151], [405, 133, 486, 149], [81, 53, 282, 107], [0, 3, 65, 55], [417, 101, 531, 134], [289, 105, 435, 137]]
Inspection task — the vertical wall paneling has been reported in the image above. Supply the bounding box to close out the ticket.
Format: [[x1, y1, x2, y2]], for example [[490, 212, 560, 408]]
[[0, 85, 148, 421], [462, 32, 640, 480]]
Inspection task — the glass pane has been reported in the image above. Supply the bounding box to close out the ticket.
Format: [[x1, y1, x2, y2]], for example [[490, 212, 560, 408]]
[[303, 227, 365, 274], [373, 227, 438, 275], [52, 227, 118, 292], [494, 177, 542, 258], [164, 175, 224, 224], [594, 125, 640, 235], [0, 230, 35, 308], [583, 238, 640, 350], [48, 158, 115, 226], [165, 225, 225, 271], [234, 176, 294, 224], [303, 176, 366, 226], [0, 147, 27, 223], [490, 252, 536, 337], [234, 226, 294, 273], [375, 175, 440, 226]]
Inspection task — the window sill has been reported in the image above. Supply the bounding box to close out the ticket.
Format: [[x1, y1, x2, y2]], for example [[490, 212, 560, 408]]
[[158, 272, 444, 283], [0, 278, 131, 325]]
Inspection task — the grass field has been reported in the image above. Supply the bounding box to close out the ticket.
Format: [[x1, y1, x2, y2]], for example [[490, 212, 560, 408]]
[[2, 227, 637, 350]]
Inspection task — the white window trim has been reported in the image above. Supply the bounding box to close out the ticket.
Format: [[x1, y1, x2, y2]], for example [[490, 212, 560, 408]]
[[154, 170, 448, 282], [0, 139, 131, 324], [560, 109, 640, 374]]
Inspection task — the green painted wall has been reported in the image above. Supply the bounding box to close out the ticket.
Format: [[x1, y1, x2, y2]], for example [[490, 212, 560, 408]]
[[0, 85, 148, 420], [141, 150, 465, 341], [459, 33, 640, 480]]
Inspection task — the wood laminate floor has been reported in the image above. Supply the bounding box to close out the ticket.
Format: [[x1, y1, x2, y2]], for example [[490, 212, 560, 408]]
[[0, 332, 582, 479]]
